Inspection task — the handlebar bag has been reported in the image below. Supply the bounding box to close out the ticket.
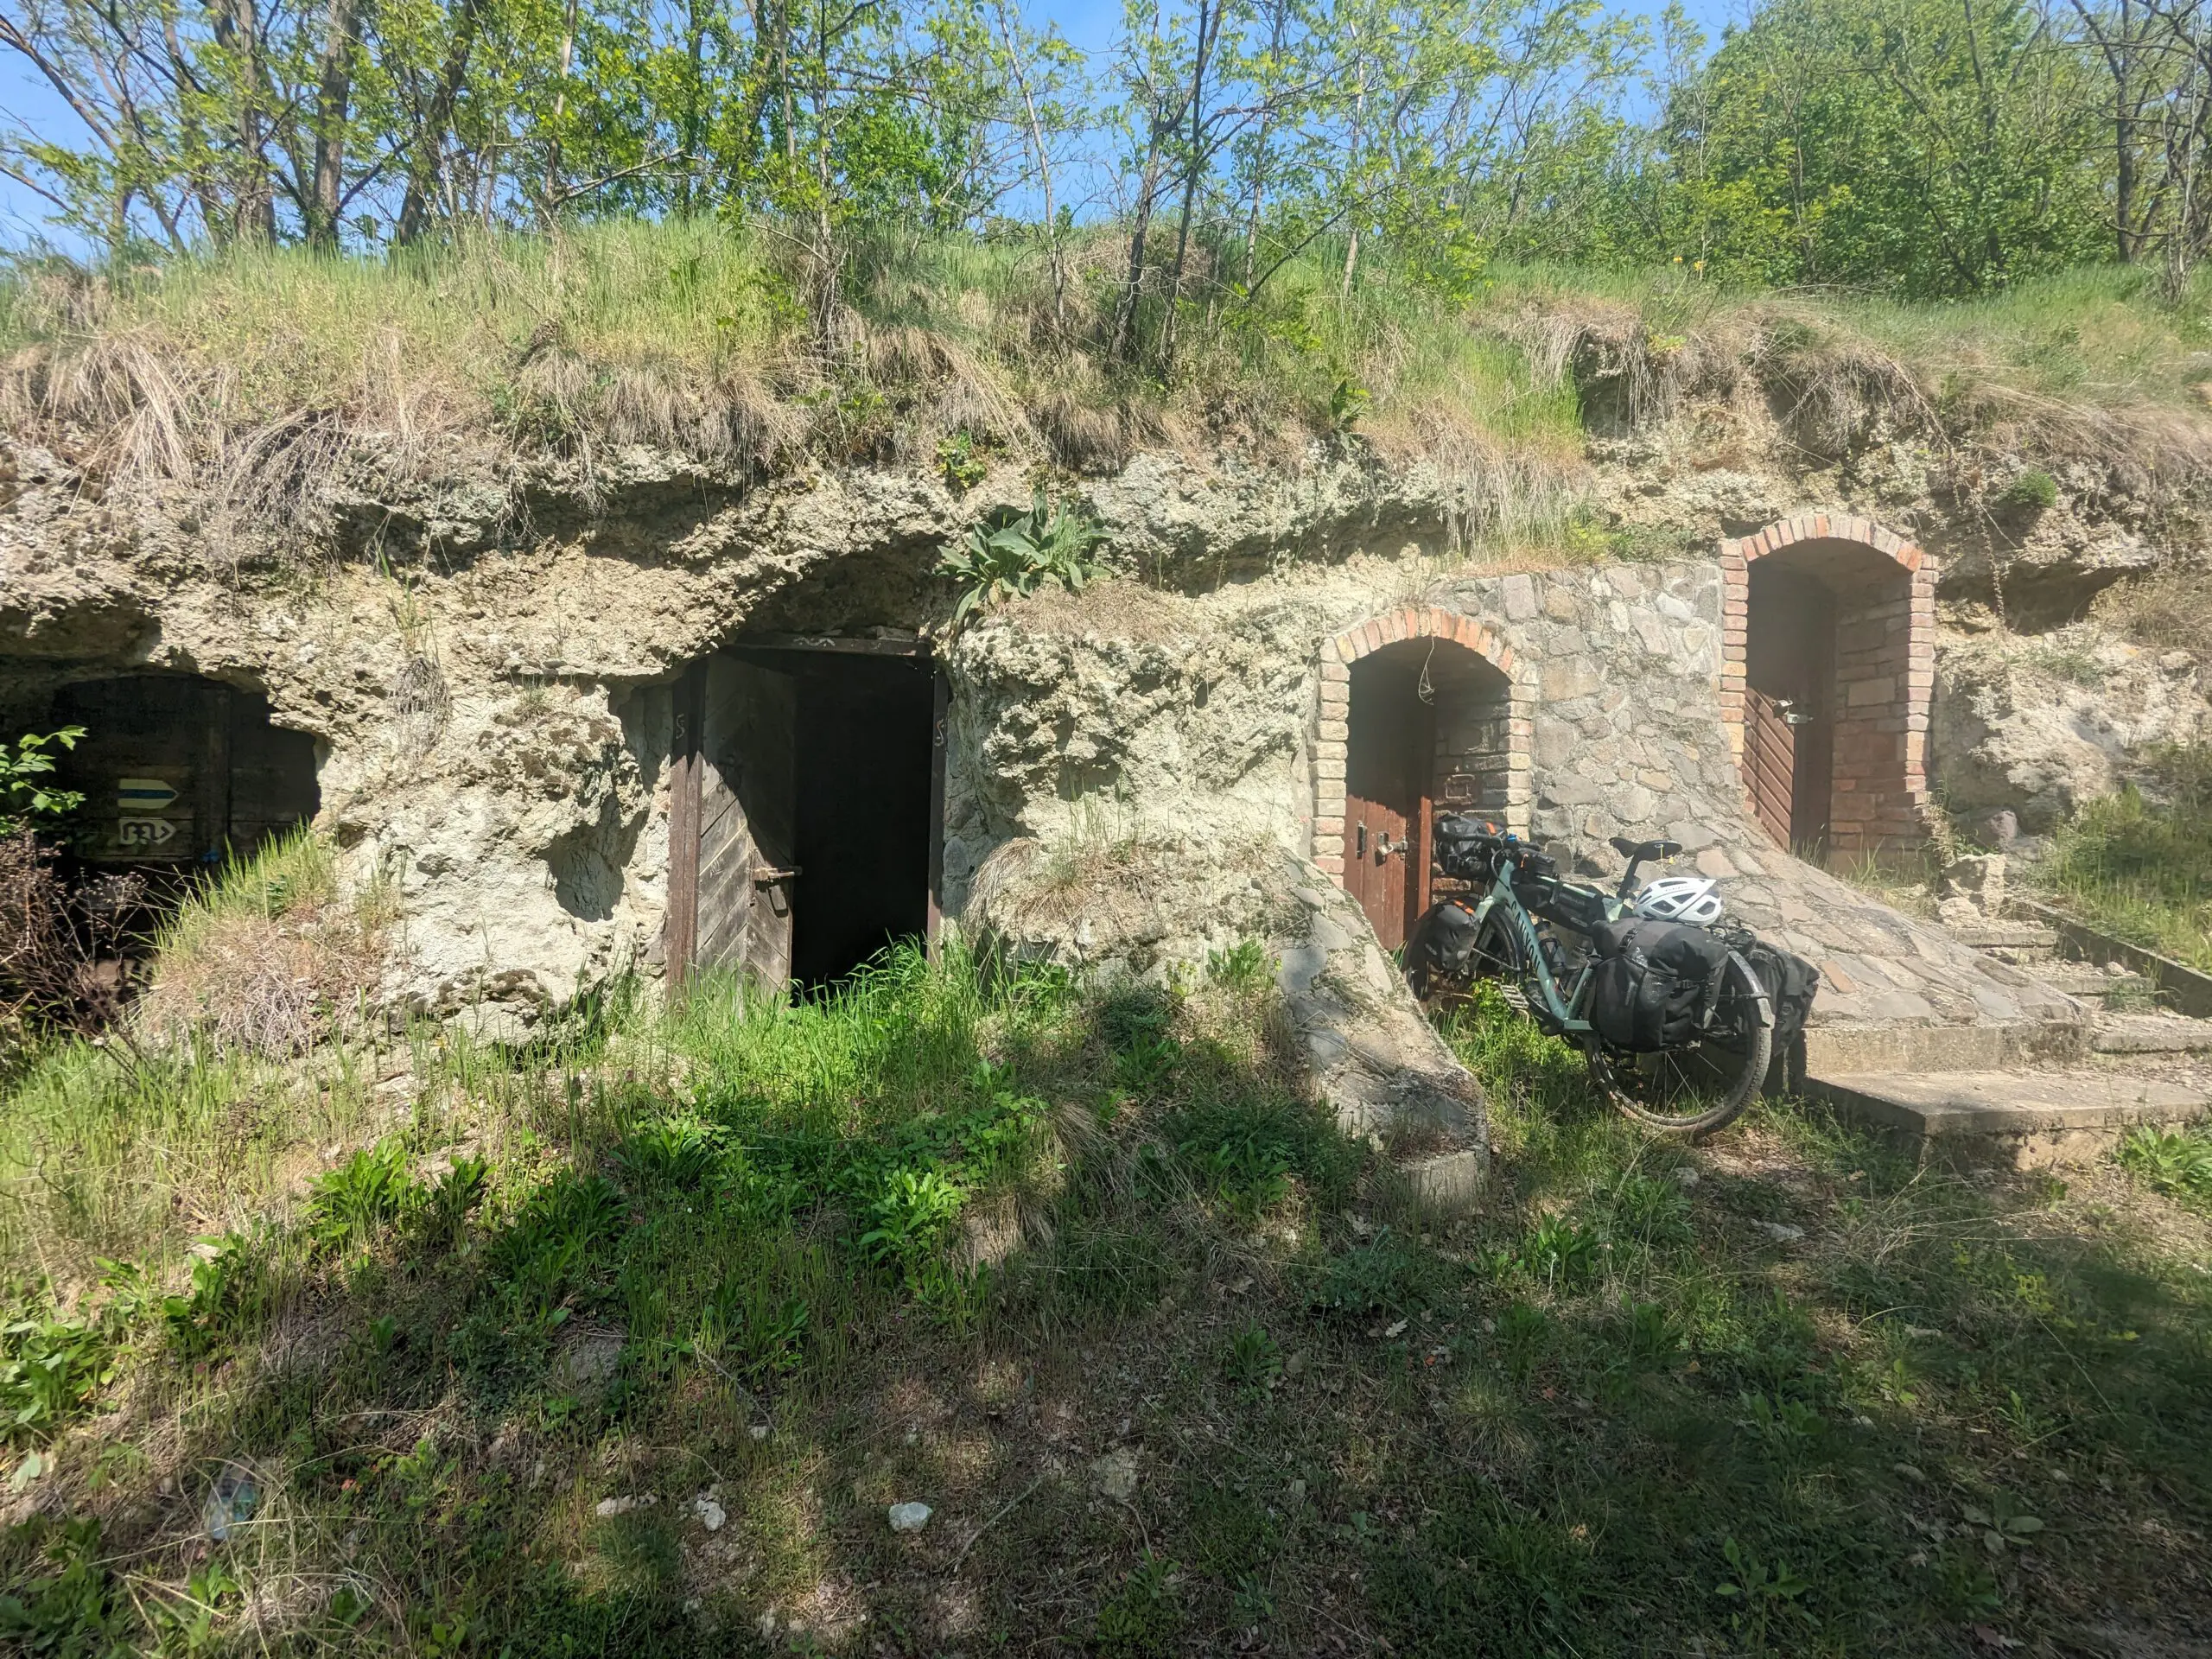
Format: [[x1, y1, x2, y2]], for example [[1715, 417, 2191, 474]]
[[1433, 817, 1497, 881], [1588, 918, 1734, 1051]]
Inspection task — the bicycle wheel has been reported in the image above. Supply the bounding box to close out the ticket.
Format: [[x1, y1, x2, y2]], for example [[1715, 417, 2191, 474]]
[[1587, 951, 1772, 1137]]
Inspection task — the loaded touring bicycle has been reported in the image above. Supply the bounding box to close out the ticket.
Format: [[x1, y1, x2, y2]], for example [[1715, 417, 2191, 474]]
[[1405, 817, 1820, 1136]]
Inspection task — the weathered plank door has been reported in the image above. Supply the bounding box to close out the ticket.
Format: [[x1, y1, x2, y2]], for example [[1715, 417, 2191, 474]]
[[1744, 564, 1838, 855], [696, 656, 799, 988], [1344, 680, 1431, 951], [1744, 688, 1798, 849]]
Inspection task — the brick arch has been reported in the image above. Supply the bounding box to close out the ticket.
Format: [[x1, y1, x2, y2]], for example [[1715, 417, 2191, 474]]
[[1719, 514, 1936, 856], [1310, 607, 1533, 884]]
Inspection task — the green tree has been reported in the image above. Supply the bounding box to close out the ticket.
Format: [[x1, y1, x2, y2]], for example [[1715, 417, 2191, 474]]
[[1658, 0, 2107, 293]]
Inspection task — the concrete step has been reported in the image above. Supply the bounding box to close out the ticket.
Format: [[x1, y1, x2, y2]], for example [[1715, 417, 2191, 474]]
[[1949, 921, 2061, 952], [2031, 964, 2157, 1001], [1802, 1020, 2087, 1077], [1805, 1069, 2210, 1168], [2092, 1014, 2212, 1055]]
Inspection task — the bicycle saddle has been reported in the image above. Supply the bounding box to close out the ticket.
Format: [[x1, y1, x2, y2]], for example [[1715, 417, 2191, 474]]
[[1610, 836, 1683, 863]]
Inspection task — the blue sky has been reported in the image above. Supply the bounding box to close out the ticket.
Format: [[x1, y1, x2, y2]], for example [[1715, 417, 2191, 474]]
[[0, 0, 1748, 251]]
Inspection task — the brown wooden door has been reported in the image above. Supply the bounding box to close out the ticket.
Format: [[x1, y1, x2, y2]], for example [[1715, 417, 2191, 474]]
[[1344, 674, 1428, 950], [1745, 688, 1797, 849], [1744, 563, 1838, 855], [697, 655, 798, 988]]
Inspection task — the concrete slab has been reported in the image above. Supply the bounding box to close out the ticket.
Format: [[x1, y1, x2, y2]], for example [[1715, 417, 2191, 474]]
[[1944, 922, 2059, 952], [1806, 1069, 2209, 1167], [1802, 1020, 2088, 1077], [2032, 965, 2152, 1000], [2092, 1014, 2212, 1055]]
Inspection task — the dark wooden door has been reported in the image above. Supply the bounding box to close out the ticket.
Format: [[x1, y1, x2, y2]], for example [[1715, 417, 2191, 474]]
[[1745, 688, 1797, 849], [1344, 675, 1429, 951], [697, 655, 798, 988], [1745, 564, 1837, 855]]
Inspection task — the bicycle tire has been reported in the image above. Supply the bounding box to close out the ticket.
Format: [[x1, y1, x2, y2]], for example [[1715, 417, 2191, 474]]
[[1587, 950, 1772, 1138]]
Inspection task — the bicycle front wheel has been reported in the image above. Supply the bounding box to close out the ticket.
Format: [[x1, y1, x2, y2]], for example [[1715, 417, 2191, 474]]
[[1588, 951, 1772, 1138]]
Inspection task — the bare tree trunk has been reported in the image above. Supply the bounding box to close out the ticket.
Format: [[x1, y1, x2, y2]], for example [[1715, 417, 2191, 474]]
[[995, 0, 1066, 334], [397, 0, 483, 245], [1160, 0, 1219, 375], [308, 0, 364, 246], [215, 0, 278, 242], [1340, 67, 1367, 300], [1113, 137, 1165, 362], [545, 0, 580, 218]]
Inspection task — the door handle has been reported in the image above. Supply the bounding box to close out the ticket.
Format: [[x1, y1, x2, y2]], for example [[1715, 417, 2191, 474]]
[[752, 865, 802, 885]]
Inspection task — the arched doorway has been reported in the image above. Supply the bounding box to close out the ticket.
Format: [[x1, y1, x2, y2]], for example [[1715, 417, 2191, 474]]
[[1313, 609, 1528, 951], [1721, 516, 1934, 860]]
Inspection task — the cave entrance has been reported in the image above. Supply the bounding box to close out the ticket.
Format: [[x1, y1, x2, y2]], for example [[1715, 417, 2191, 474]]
[[30, 674, 321, 869], [664, 638, 944, 994], [1341, 636, 1518, 952], [1737, 529, 1926, 861]]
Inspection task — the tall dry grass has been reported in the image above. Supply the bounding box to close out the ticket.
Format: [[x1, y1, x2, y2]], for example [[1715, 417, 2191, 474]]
[[137, 830, 390, 1058]]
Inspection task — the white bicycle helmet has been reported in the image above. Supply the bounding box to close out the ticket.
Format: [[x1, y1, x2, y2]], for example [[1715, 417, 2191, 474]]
[[1630, 874, 1725, 926]]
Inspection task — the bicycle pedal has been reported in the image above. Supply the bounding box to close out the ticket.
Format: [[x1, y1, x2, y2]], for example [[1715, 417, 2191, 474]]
[[1500, 985, 1531, 1016]]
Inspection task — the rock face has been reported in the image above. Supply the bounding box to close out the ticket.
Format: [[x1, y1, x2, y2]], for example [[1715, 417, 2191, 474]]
[[1932, 633, 2210, 831], [3, 387, 2195, 1155]]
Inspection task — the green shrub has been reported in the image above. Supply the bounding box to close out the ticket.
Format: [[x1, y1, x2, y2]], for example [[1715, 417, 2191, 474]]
[[2116, 1126, 2212, 1207], [1995, 468, 2059, 511]]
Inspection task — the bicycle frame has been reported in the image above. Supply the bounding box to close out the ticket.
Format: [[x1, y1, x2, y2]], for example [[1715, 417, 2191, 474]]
[[1456, 863, 1612, 1036]]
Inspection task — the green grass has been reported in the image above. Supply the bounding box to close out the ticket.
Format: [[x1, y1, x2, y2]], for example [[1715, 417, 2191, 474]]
[[0, 220, 1588, 550], [1484, 257, 2212, 429], [2039, 751, 2212, 970], [9, 225, 2212, 555], [3, 957, 2209, 1654]]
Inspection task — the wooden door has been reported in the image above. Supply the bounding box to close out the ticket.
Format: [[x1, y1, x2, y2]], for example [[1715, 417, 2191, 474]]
[[1344, 674, 1428, 950], [1745, 688, 1797, 849], [688, 656, 799, 988], [1744, 563, 1837, 855]]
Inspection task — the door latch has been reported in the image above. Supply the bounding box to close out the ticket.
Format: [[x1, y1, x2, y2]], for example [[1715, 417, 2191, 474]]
[[752, 865, 802, 885]]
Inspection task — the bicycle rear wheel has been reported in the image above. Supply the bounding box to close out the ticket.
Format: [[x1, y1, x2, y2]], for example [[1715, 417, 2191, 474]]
[[1588, 951, 1772, 1137]]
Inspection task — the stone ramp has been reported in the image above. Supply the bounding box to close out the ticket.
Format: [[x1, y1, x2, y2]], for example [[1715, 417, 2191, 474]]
[[1804, 1070, 2210, 1167]]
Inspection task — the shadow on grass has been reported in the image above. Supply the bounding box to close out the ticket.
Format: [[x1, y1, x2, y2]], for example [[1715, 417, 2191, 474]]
[[5, 963, 2209, 1656]]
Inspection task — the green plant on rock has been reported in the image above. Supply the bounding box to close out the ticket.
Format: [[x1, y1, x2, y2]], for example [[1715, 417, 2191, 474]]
[[0, 728, 85, 835], [939, 490, 1106, 623], [935, 430, 988, 491], [1995, 468, 2059, 512]]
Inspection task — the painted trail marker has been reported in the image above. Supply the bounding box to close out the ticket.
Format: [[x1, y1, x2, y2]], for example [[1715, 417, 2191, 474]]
[[117, 778, 180, 811], [118, 817, 178, 848]]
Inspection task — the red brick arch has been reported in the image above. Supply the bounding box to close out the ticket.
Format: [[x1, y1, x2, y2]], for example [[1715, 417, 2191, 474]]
[[1311, 607, 1532, 880], [1720, 514, 1936, 855]]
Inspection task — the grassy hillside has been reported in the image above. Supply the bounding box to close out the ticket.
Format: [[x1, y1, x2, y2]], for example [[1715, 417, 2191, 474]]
[[5, 225, 2211, 553], [3, 859, 2208, 1655]]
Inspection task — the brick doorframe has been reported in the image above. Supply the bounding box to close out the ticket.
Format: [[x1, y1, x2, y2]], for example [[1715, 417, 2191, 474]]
[[1312, 607, 1532, 880], [1719, 514, 1936, 855]]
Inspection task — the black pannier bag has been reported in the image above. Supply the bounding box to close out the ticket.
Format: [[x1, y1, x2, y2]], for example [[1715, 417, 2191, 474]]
[[1587, 918, 1735, 1052], [1740, 938, 1820, 1048], [1412, 899, 1484, 979]]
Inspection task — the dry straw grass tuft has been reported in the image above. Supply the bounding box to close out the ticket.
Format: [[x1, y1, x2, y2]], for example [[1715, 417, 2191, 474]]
[[138, 831, 389, 1057]]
